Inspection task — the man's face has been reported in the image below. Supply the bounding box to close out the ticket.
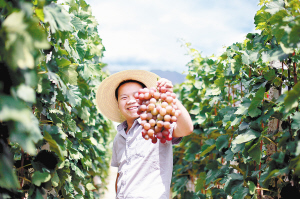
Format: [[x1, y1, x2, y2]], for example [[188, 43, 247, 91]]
[[117, 82, 143, 123]]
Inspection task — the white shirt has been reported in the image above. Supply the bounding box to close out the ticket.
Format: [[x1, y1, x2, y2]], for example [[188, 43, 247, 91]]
[[111, 118, 181, 199]]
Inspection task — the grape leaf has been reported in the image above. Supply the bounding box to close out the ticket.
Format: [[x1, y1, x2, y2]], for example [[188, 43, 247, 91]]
[[284, 82, 300, 111], [9, 115, 42, 155], [232, 187, 249, 199], [2, 11, 34, 70], [51, 171, 60, 187], [232, 129, 260, 145], [71, 16, 86, 31], [32, 171, 51, 186], [58, 63, 78, 85], [200, 144, 216, 157], [264, 69, 276, 81], [235, 102, 250, 115], [0, 140, 20, 189], [43, 131, 64, 161], [265, 0, 284, 14], [70, 162, 85, 178], [86, 183, 96, 191], [291, 112, 300, 130], [43, 4, 73, 33], [248, 87, 265, 117], [248, 139, 262, 163], [247, 181, 256, 195], [195, 172, 206, 192], [15, 84, 36, 103], [216, 135, 229, 151]]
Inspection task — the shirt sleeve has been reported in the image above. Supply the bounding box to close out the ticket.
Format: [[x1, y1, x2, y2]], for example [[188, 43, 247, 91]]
[[172, 136, 182, 145], [169, 123, 182, 145], [110, 137, 118, 167]]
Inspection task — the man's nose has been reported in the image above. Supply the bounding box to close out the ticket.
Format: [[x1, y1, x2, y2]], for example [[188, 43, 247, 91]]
[[127, 97, 136, 104]]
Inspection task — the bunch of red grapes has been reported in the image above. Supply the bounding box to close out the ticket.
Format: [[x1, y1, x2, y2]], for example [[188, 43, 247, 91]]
[[135, 86, 181, 144]]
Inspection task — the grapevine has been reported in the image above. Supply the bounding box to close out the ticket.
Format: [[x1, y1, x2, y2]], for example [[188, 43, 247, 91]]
[[171, 0, 300, 198]]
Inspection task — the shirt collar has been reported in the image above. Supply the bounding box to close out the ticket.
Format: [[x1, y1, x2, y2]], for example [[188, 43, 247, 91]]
[[117, 118, 141, 138]]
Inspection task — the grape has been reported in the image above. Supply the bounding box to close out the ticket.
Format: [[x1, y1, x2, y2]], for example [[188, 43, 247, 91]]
[[134, 92, 139, 99], [155, 126, 162, 133], [163, 121, 171, 129], [165, 105, 173, 114], [144, 123, 151, 130], [159, 108, 167, 116], [147, 103, 155, 111], [144, 100, 150, 106], [161, 101, 168, 108], [142, 129, 147, 137], [164, 115, 171, 122], [139, 93, 145, 100], [146, 112, 153, 120], [136, 99, 142, 105], [143, 88, 149, 93], [140, 113, 147, 120], [160, 93, 167, 100], [171, 93, 176, 99], [151, 108, 158, 116], [166, 96, 173, 104], [150, 87, 157, 92], [152, 115, 157, 120], [149, 89, 154, 97], [139, 104, 147, 112], [171, 116, 177, 123], [144, 92, 151, 100], [156, 120, 164, 127], [149, 119, 156, 127], [157, 114, 163, 121], [156, 104, 162, 112], [136, 84, 180, 144], [152, 137, 158, 143], [140, 120, 147, 127], [156, 132, 163, 139], [166, 134, 172, 141], [160, 137, 166, 143], [148, 129, 154, 138], [160, 86, 167, 93], [150, 98, 156, 104], [162, 129, 169, 137], [153, 92, 160, 99]]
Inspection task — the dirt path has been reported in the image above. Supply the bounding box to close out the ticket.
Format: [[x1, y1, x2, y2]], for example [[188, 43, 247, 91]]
[[103, 165, 118, 199]]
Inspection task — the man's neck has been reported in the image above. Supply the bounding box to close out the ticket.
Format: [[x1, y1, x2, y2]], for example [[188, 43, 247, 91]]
[[125, 118, 138, 134]]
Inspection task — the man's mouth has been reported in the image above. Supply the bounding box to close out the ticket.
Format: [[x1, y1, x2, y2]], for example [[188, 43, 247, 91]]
[[127, 106, 138, 110]]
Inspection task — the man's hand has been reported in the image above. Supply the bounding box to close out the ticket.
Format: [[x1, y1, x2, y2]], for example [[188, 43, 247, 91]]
[[157, 78, 173, 93]]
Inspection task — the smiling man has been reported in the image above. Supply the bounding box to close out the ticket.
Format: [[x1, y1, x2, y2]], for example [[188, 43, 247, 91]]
[[96, 70, 193, 199], [116, 80, 145, 131]]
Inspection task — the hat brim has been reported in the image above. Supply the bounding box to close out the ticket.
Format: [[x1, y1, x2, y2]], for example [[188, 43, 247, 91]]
[[96, 70, 160, 123]]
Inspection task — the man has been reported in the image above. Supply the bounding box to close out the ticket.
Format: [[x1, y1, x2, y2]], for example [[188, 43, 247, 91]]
[[96, 70, 193, 198]]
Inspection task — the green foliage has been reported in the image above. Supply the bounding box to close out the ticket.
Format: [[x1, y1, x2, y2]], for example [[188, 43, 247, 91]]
[[0, 0, 114, 198], [172, 0, 300, 198]]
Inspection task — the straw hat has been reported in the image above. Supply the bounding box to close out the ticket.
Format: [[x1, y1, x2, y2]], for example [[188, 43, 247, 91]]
[[96, 70, 160, 123]]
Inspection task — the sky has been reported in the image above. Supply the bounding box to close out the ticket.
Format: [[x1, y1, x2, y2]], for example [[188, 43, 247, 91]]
[[87, 0, 260, 73]]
